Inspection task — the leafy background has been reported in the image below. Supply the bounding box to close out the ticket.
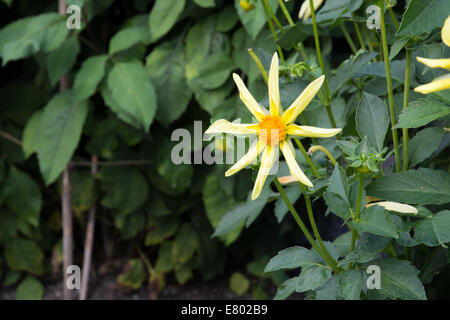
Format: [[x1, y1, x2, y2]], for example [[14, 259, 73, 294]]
[[0, 0, 449, 300]]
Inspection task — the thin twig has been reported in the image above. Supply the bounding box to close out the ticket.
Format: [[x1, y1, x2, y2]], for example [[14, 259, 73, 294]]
[[80, 155, 98, 300], [59, 0, 73, 301], [71, 160, 152, 167], [0, 130, 22, 146]]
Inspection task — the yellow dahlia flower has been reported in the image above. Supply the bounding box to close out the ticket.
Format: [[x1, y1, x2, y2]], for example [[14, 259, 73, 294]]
[[205, 53, 342, 200], [415, 15, 450, 94]]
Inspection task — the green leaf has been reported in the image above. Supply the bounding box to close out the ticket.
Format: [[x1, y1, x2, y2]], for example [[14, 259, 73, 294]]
[[296, 265, 332, 293], [356, 92, 390, 151], [366, 168, 450, 205], [73, 55, 108, 101], [407, 127, 446, 167], [414, 210, 450, 247], [37, 91, 88, 185], [356, 233, 391, 263], [314, 0, 363, 25], [202, 174, 240, 245], [117, 259, 146, 290], [3, 167, 42, 227], [99, 167, 148, 216], [109, 26, 149, 55], [397, 0, 450, 37], [71, 170, 96, 215], [5, 238, 43, 275], [145, 217, 179, 246], [171, 223, 199, 264], [274, 185, 301, 223], [323, 192, 352, 220], [3, 270, 21, 287], [16, 276, 44, 300], [194, 0, 215, 7], [0, 13, 68, 65], [216, 5, 239, 32], [338, 268, 363, 300], [148, 0, 185, 42], [328, 164, 349, 202], [46, 36, 80, 86], [175, 263, 193, 284], [107, 61, 157, 132], [277, 22, 309, 50], [146, 38, 192, 126], [230, 272, 250, 296], [265, 246, 321, 273], [367, 258, 426, 300], [394, 99, 450, 129], [348, 205, 398, 238], [234, 0, 278, 40], [193, 53, 234, 90], [274, 277, 297, 300], [212, 188, 271, 238], [329, 50, 378, 95], [22, 110, 43, 159], [155, 241, 174, 273]]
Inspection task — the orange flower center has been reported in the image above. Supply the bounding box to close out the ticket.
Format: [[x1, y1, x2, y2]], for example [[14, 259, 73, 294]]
[[257, 115, 286, 146]]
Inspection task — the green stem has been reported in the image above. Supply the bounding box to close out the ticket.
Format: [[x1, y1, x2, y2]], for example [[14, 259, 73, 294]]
[[308, 0, 337, 128], [350, 174, 364, 251], [308, 145, 337, 165], [340, 21, 357, 54], [402, 49, 411, 171], [248, 48, 269, 84], [277, 0, 294, 26], [294, 138, 320, 178], [297, 42, 308, 61], [353, 21, 366, 50], [301, 184, 339, 271], [386, 242, 398, 257], [380, 1, 401, 173], [264, 0, 284, 32], [262, 0, 285, 62], [273, 180, 340, 274], [385, 0, 399, 29]]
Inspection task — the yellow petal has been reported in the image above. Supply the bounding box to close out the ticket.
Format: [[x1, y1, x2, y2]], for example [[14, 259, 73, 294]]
[[286, 124, 342, 138], [366, 202, 418, 215], [268, 53, 281, 117], [251, 145, 278, 200], [414, 75, 450, 94], [416, 57, 450, 70], [280, 139, 313, 187], [232, 73, 268, 121], [205, 119, 258, 135], [277, 175, 298, 185], [225, 140, 266, 177], [282, 75, 325, 124], [442, 15, 450, 47]]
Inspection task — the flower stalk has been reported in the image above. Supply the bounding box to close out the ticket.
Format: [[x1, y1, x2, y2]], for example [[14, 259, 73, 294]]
[[350, 173, 364, 251], [402, 48, 412, 171], [294, 138, 320, 178], [308, 145, 337, 165], [248, 48, 269, 84], [273, 179, 340, 273], [380, 1, 401, 172]]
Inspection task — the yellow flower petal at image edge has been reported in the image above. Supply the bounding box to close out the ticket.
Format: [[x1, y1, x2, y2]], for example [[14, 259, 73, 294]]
[[205, 53, 342, 200], [298, 0, 325, 20], [415, 15, 450, 94], [366, 201, 418, 215]]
